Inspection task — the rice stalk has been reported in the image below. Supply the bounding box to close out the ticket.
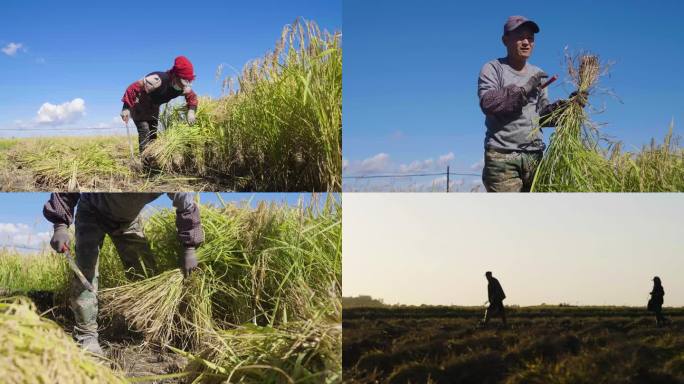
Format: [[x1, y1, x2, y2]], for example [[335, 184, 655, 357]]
[[0, 296, 126, 384], [178, 315, 342, 384], [99, 269, 214, 350], [531, 53, 618, 191], [146, 18, 342, 191], [99, 196, 341, 353], [15, 137, 132, 190]]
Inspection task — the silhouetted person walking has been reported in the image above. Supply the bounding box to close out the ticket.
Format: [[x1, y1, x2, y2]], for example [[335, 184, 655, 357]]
[[648, 276, 667, 327], [482, 271, 507, 327]]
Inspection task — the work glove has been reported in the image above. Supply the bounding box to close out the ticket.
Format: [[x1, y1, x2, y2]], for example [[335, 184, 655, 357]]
[[520, 71, 548, 97], [180, 247, 199, 278], [569, 90, 589, 108], [50, 224, 70, 253], [121, 108, 130, 124], [187, 109, 196, 125]]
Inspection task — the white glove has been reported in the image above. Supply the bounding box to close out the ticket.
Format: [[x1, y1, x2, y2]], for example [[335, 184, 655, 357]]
[[121, 109, 130, 124], [187, 109, 196, 125]]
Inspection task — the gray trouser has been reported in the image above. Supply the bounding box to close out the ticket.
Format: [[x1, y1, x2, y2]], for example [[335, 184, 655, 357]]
[[134, 120, 159, 155], [70, 201, 156, 341]]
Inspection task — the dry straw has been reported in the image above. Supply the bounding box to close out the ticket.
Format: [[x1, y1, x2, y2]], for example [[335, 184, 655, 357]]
[[0, 296, 126, 384]]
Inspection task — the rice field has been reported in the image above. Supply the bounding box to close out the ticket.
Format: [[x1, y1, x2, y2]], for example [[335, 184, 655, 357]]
[[531, 53, 684, 192], [0, 196, 341, 383], [0, 18, 342, 192], [146, 18, 342, 192], [344, 305, 684, 384]]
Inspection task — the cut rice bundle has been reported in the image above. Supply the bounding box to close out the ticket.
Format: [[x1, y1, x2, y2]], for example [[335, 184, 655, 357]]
[[0, 296, 126, 384]]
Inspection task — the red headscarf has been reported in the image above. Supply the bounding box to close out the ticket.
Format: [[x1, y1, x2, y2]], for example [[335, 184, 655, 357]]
[[171, 56, 195, 81]]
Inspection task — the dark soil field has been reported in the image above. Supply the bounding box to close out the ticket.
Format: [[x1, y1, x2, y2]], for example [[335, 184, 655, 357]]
[[343, 306, 684, 384]]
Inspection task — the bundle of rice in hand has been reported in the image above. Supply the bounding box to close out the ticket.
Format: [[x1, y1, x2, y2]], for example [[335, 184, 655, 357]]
[[532, 53, 618, 191], [0, 297, 126, 384], [100, 268, 214, 350]]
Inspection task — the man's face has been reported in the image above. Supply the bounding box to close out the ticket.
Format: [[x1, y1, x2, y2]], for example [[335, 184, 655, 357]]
[[172, 75, 192, 93], [503, 25, 536, 60]]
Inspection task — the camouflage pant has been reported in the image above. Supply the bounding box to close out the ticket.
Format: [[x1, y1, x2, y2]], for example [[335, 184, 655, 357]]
[[70, 201, 156, 341], [482, 149, 543, 192]]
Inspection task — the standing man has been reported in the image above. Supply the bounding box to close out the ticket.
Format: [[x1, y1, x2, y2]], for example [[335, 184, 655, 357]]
[[477, 16, 583, 192], [648, 276, 667, 327], [121, 56, 199, 167], [44, 193, 204, 355], [481, 271, 507, 327]]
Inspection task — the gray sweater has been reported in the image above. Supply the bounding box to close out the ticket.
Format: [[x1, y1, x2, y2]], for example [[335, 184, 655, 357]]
[[478, 58, 559, 152]]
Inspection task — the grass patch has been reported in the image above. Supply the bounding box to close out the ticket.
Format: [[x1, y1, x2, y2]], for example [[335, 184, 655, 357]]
[[146, 18, 342, 191], [0, 251, 69, 294]]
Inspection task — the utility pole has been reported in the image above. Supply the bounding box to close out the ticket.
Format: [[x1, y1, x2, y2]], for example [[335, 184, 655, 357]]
[[446, 165, 450, 193]]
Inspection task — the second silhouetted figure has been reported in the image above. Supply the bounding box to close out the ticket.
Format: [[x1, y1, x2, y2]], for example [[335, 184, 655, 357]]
[[482, 271, 507, 327]]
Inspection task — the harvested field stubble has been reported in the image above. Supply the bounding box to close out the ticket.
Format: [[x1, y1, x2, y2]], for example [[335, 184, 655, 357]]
[[343, 306, 684, 384]]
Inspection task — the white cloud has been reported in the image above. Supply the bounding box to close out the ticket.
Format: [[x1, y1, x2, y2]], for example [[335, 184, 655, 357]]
[[36, 98, 86, 125], [2, 42, 23, 56], [0, 223, 50, 250], [437, 152, 455, 167], [358, 153, 390, 173], [0, 223, 29, 234], [470, 158, 485, 171], [399, 158, 434, 173], [342, 158, 349, 170]]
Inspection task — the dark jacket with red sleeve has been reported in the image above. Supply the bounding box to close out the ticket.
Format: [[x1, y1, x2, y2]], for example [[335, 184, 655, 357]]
[[121, 71, 198, 122]]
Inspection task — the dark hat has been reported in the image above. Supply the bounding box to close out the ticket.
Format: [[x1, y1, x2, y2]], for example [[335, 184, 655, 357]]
[[485, 271, 492, 277], [504, 15, 540, 35], [653, 276, 661, 281]]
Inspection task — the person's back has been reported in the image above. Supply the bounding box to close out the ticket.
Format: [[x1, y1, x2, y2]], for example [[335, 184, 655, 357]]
[[488, 277, 506, 302]]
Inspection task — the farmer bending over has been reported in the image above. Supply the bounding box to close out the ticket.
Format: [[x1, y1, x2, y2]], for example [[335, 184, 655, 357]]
[[481, 271, 507, 327], [44, 193, 204, 355], [478, 16, 586, 192], [120, 56, 199, 168]]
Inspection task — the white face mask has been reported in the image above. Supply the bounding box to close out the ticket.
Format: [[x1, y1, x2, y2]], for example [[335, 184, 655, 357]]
[[172, 78, 192, 93]]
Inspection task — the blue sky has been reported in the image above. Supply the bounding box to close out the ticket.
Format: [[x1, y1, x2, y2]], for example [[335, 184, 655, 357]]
[[343, 0, 684, 191], [0, 0, 340, 137], [0, 193, 335, 252]]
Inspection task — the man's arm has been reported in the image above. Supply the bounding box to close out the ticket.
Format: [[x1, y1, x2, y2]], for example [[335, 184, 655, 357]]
[[43, 193, 80, 253], [43, 193, 80, 226], [184, 90, 198, 112], [167, 193, 204, 277], [478, 63, 526, 116], [537, 88, 566, 127], [121, 73, 165, 111], [167, 193, 204, 248]]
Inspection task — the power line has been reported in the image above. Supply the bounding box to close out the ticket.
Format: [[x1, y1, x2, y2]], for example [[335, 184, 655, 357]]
[[343, 171, 481, 179], [0, 126, 127, 131]]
